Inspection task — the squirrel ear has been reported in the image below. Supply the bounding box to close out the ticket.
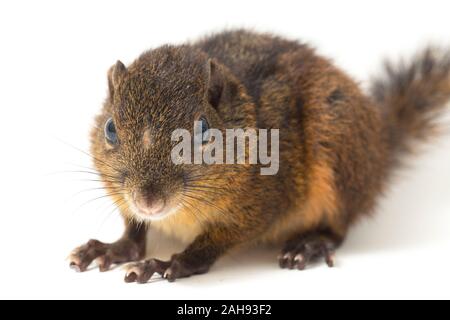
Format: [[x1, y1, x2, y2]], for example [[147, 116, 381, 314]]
[[206, 59, 225, 109], [107, 60, 127, 96]]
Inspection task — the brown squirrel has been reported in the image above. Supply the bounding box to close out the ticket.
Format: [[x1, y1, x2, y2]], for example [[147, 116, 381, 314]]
[[69, 30, 450, 283]]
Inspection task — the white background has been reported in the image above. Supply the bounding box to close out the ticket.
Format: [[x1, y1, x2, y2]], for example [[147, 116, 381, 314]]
[[0, 0, 449, 300]]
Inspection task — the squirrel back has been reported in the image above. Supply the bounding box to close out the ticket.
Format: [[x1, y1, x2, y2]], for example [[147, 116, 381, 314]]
[[198, 31, 450, 243]]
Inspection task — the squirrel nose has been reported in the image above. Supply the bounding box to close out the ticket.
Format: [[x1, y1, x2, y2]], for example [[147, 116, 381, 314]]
[[132, 189, 165, 216]]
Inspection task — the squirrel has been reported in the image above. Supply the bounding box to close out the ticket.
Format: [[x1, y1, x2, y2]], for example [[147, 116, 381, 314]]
[[69, 30, 450, 283]]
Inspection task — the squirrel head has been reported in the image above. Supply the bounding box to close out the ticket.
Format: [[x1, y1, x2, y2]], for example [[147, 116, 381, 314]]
[[90, 46, 256, 222]]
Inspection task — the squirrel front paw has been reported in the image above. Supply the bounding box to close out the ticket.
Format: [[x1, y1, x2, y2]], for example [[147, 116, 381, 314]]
[[124, 255, 211, 283], [69, 238, 145, 272]]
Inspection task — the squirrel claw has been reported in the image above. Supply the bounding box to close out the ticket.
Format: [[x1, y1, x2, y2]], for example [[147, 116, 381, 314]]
[[279, 233, 339, 270], [69, 238, 144, 273], [123, 257, 209, 284], [123, 259, 170, 284], [69, 261, 82, 273]]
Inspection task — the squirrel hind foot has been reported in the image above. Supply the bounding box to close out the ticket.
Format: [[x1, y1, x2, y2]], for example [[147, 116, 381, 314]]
[[278, 231, 342, 270]]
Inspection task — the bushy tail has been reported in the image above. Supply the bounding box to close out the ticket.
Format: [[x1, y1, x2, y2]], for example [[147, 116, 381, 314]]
[[371, 48, 450, 158]]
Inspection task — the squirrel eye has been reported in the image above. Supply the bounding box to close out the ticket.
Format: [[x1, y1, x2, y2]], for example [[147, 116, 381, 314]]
[[104, 117, 118, 145]]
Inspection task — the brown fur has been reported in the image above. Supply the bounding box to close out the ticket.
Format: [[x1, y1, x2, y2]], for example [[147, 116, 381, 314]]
[[71, 30, 450, 280]]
